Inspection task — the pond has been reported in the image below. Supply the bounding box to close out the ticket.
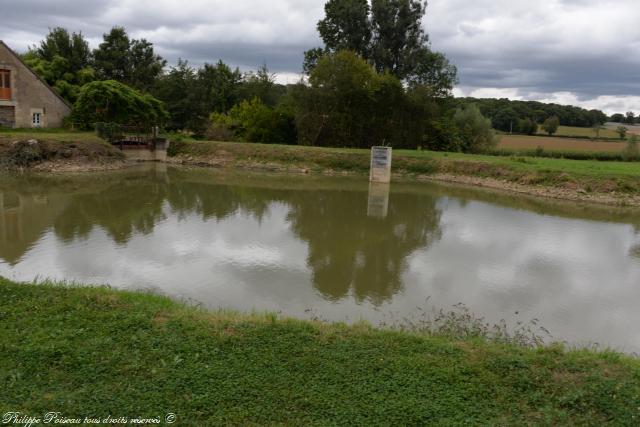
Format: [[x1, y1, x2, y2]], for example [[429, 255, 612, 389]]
[[1, 164, 640, 352]]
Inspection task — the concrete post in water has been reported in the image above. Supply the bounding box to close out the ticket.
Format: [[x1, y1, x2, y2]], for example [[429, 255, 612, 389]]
[[367, 182, 390, 219], [370, 146, 392, 183]]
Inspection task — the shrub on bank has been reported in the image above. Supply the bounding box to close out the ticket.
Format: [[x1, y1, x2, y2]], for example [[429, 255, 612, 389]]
[[208, 98, 296, 144], [72, 80, 169, 129]]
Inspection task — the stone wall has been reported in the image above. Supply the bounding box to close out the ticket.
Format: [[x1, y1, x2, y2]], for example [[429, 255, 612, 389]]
[[0, 42, 71, 128]]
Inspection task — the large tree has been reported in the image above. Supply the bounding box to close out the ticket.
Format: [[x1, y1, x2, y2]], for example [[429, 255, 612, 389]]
[[305, 0, 457, 97], [153, 60, 204, 131], [369, 0, 428, 79], [197, 61, 243, 113], [317, 0, 371, 55], [93, 27, 166, 91], [23, 27, 95, 102], [294, 51, 426, 148], [35, 27, 92, 73]]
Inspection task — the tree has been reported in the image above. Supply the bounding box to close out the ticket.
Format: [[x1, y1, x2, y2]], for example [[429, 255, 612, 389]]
[[35, 27, 92, 73], [23, 27, 95, 103], [369, 0, 427, 78], [196, 60, 243, 113], [453, 104, 498, 153], [610, 113, 625, 123], [238, 64, 282, 107], [455, 97, 607, 128], [153, 60, 205, 132], [616, 126, 628, 140], [588, 109, 607, 126], [542, 116, 560, 135], [154, 59, 246, 133], [128, 38, 167, 91], [73, 80, 168, 128], [294, 51, 416, 148], [93, 27, 130, 81], [303, 47, 328, 75], [306, 0, 457, 97], [492, 108, 520, 133], [93, 27, 166, 91], [317, 0, 371, 55], [405, 49, 457, 98], [625, 111, 636, 125]]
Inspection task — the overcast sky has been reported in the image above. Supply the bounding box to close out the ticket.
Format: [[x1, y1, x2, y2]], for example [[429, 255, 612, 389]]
[[1, 0, 639, 113]]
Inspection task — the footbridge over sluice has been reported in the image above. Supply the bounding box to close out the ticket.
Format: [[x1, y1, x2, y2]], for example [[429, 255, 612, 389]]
[[97, 123, 170, 162]]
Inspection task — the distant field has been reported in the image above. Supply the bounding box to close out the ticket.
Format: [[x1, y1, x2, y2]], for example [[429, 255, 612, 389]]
[[603, 122, 640, 136], [499, 135, 625, 153], [535, 125, 619, 139]]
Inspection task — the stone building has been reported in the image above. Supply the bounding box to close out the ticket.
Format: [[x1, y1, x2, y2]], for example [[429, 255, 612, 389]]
[[0, 40, 71, 128]]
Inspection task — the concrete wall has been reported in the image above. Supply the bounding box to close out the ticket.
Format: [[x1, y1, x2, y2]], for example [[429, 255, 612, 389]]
[[119, 141, 169, 162], [0, 41, 71, 128]]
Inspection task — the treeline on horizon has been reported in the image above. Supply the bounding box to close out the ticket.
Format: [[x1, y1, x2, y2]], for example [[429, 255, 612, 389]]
[[454, 98, 608, 132], [16, 0, 636, 152]]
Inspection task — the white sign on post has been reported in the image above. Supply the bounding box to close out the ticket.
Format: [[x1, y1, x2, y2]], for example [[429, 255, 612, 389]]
[[370, 146, 392, 183]]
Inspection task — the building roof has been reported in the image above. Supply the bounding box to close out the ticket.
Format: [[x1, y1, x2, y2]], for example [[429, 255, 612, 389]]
[[0, 40, 73, 109]]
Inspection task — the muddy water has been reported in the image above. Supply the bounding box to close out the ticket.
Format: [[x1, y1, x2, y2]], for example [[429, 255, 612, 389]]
[[1, 165, 639, 352]]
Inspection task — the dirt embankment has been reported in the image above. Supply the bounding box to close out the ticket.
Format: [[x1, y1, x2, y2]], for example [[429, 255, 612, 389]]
[[0, 137, 127, 172]]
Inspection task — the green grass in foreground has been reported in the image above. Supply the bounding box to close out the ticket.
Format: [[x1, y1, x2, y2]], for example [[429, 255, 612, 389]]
[[1, 277, 639, 425]]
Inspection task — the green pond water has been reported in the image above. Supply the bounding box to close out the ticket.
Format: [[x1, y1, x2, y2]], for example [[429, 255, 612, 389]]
[[1, 164, 640, 352]]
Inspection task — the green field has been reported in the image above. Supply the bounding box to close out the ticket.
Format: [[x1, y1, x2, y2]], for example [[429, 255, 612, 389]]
[[2, 277, 639, 425], [536, 125, 619, 139]]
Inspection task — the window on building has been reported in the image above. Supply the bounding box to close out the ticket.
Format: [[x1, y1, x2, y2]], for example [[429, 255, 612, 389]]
[[0, 70, 10, 100], [32, 112, 41, 127]]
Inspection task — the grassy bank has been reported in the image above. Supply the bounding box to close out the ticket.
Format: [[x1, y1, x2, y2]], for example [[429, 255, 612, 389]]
[[169, 139, 640, 197], [2, 128, 640, 203], [1, 277, 639, 425]]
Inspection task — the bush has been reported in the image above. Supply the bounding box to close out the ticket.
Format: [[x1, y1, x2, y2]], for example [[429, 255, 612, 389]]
[[72, 80, 168, 128], [423, 117, 461, 152], [209, 98, 296, 144], [542, 116, 560, 135], [453, 104, 498, 153]]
